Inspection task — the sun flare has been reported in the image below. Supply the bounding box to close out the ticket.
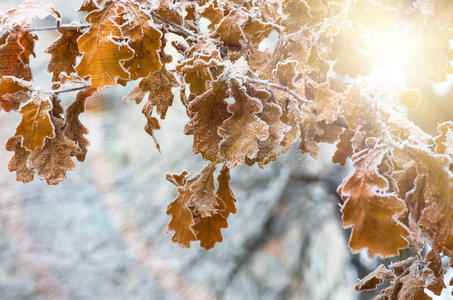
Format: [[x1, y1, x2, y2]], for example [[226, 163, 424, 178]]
[[363, 26, 421, 88]]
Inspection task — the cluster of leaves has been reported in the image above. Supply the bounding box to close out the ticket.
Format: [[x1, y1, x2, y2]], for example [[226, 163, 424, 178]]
[[1, 0, 453, 298]]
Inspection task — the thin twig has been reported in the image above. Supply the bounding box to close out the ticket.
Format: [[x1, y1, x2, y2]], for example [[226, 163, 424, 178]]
[[16, 24, 90, 32], [53, 85, 90, 95], [246, 77, 310, 104], [150, 11, 199, 39]]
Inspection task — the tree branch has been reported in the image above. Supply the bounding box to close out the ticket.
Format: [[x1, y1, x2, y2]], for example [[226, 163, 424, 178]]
[[52, 85, 90, 95], [245, 77, 310, 104], [150, 11, 199, 39], [16, 24, 90, 32]]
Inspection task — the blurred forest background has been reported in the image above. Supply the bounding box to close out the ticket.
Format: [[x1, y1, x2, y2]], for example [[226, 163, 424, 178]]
[[1, 1, 453, 299]]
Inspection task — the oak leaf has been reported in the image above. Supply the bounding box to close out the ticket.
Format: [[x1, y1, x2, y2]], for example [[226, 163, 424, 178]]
[[166, 171, 197, 247], [192, 210, 228, 249], [0, 31, 37, 81], [46, 28, 82, 88], [176, 39, 222, 95], [189, 163, 219, 218], [28, 97, 78, 185], [355, 264, 393, 291], [15, 93, 55, 151], [29, 127, 78, 185], [77, 0, 162, 87], [214, 8, 277, 47], [338, 146, 409, 257], [5, 136, 34, 183], [219, 79, 269, 168], [124, 68, 178, 119], [0, 76, 31, 112], [434, 121, 453, 156], [184, 79, 230, 162], [63, 87, 97, 162]]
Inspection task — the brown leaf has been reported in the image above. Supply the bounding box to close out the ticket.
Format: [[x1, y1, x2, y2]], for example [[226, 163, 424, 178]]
[[219, 79, 269, 168], [27, 97, 78, 185], [216, 165, 237, 218], [79, 0, 100, 12], [192, 212, 228, 250], [214, 8, 277, 47], [122, 18, 163, 80], [155, 0, 183, 25], [63, 87, 97, 162], [15, 94, 55, 151], [405, 146, 453, 253], [46, 28, 82, 88], [338, 146, 409, 258], [76, 0, 162, 87], [176, 39, 223, 95], [0, 31, 37, 81], [434, 121, 453, 156], [29, 128, 78, 185], [333, 129, 354, 165], [0, 76, 31, 112], [192, 164, 236, 249], [189, 163, 219, 218], [124, 69, 178, 119], [184, 79, 230, 162], [5, 136, 34, 183], [200, 0, 224, 31], [355, 264, 394, 291], [246, 86, 287, 166], [166, 171, 197, 247], [379, 258, 435, 300], [142, 101, 161, 151]]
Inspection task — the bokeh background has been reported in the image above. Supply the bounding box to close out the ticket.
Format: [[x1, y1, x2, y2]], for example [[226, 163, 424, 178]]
[[1, 1, 453, 299]]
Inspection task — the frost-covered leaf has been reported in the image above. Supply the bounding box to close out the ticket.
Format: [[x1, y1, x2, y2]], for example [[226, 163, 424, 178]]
[[15, 93, 55, 151], [46, 28, 82, 88], [338, 146, 409, 257], [5, 136, 34, 183], [184, 79, 230, 162], [63, 87, 96, 162], [0, 76, 31, 112], [76, 0, 162, 87], [124, 68, 178, 119], [166, 171, 197, 248], [219, 79, 269, 168], [189, 163, 219, 218]]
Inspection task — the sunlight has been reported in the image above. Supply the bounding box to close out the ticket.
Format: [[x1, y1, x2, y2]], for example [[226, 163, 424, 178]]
[[364, 26, 421, 88]]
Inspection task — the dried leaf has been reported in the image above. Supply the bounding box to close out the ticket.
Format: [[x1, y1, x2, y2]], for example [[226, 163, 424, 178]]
[[124, 69, 178, 119], [63, 87, 97, 161], [355, 264, 394, 291], [434, 121, 453, 156], [0, 76, 31, 112], [46, 28, 82, 88], [338, 146, 409, 257], [184, 79, 230, 162], [5, 136, 34, 183], [0, 31, 37, 81], [219, 79, 269, 168], [166, 171, 197, 247], [214, 8, 277, 47], [76, 0, 162, 87], [15, 94, 55, 151], [189, 163, 218, 218]]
